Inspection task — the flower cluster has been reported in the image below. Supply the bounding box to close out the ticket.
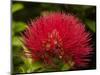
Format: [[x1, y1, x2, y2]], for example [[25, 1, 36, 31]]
[[23, 12, 92, 69]]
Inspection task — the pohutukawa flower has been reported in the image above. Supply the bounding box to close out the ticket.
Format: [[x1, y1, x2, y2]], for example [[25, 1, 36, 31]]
[[22, 12, 92, 70]]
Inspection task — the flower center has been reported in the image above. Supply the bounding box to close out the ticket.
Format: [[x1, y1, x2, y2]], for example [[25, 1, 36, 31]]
[[42, 29, 64, 59]]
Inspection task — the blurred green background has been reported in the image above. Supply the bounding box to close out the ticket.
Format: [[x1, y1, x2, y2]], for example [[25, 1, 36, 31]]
[[12, 1, 96, 74]]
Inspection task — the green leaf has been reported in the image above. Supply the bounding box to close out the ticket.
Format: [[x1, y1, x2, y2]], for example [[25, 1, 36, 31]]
[[31, 61, 43, 72], [21, 57, 44, 73], [61, 63, 71, 71], [85, 20, 96, 32], [19, 66, 25, 73], [61, 61, 74, 71], [12, 3, 24, 13], [12, 21, 27, 33], [12, 36, 23, 46]]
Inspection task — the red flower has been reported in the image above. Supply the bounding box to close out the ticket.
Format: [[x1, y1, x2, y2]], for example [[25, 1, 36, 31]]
[[23, 12, 92, 69]]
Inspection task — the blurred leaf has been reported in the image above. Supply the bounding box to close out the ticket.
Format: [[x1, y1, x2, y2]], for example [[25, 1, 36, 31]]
[[21, 58, 33, 73], [31, 61, 43, 72], [12, 21, 27, 33], [73, 6, 91, 12], [13, 55, 24, 73], [20, 57, 44, 73], [85, 20, 96, 32], [61, 63, 71, 71], [61, 61, 74, 71], [12, 3, 24, 13], [41, 4, 61, 11], [19, 66, 25, 73], [12, 36, 22, 46]]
